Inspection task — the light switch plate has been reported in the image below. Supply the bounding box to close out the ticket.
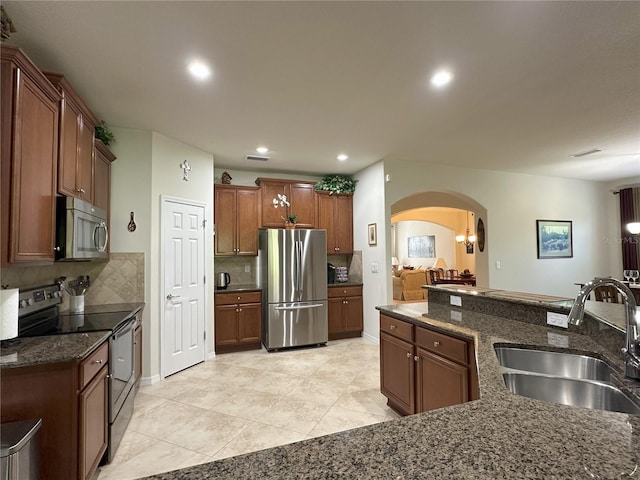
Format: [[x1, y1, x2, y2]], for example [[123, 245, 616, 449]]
[[546, 312, 568, 329], [371, 262, 378, 273], [450, 295, 462, 307]]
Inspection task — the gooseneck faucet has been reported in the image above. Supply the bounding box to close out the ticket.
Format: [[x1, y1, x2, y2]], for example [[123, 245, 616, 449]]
[[568, 277, 639, 379]]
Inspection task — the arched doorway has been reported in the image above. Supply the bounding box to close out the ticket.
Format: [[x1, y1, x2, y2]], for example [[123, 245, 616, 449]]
[[391, 191, 489, 287]]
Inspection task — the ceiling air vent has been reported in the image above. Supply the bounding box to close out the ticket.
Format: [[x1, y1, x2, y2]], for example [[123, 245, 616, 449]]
[[246, 155, 270, 161]]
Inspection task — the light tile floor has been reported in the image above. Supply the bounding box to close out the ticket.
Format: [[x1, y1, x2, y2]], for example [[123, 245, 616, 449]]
[[97, 337, 399, 480]]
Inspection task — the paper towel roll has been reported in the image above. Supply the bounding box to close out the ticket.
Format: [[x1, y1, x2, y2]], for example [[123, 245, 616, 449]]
[[1, 288, 19, 340]]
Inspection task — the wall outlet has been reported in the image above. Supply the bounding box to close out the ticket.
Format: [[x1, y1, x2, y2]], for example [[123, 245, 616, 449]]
[[371, 262, 378, 273], [450, 310, 462, 322], [546, 312, 568, 329], [244, 264, 251, 273], [450, 295, 462, 307], [495, 260, 501, 270]]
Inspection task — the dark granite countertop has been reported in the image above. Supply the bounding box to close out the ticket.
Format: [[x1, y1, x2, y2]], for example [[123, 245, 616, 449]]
[[0, 331, 110, 369], [142, 293, 640, 479], [1, 303, 144, 369], [328, 282, 363, 287], [215, 284, 261, 293]]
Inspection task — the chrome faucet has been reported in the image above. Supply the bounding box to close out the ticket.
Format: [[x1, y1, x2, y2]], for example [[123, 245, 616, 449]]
[[568, 277, 640, 379]]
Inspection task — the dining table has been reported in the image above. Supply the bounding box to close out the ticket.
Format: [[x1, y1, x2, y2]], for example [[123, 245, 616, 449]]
[[433, 276, 476, 286]]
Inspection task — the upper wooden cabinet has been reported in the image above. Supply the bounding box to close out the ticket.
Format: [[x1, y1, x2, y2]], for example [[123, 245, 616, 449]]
[[255, 178, 317, 228], [1, 46, 61, 266], [94, 139, 115, 214], [214, 184, 260, 256], [316, 191, 353, 254], [45, 72, 99, 203]]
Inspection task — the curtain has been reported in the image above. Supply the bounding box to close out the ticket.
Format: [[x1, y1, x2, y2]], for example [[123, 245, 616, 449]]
[[619, 187, 639, 270]]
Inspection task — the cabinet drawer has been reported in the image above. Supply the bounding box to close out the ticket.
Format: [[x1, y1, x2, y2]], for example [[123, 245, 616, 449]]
[[416, 327, 468, 365], [215, 291, 262, 305], [380, 315, 413, 342], [80, 341, 109, 389], [328, 285, 362, 298]]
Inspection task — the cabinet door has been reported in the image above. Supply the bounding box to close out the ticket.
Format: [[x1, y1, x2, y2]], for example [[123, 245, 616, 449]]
[[236, 189, 259, 255], [7, 69, 58, 263], [344, 295, 363, 332], [334, 195, 353, 254], [380, 332, 415, 415], [93, 148, 111, 214], [416, 347, 469, 413], [215, 304, 239, 348], [79, 365, 108, 480], [58, 97, 81, 197], [214, 188, 237, 255], [327, 297, 345, 336], [289, 183, 316, 228], [259, 181, 288, 227], [238, 303, 261, 344], [316, 193, 335, 254], [76, 116, 95, 202]]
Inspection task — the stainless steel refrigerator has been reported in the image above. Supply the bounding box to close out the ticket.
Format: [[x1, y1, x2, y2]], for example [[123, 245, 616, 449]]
[[259, 228, 328, 350]]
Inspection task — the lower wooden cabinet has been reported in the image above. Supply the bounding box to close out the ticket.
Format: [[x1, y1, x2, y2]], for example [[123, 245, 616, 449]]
[[215, 290, 262, 353], [379, 313, 478, 416], [328, 285, 363, 340], [0, 340, 109, 480]]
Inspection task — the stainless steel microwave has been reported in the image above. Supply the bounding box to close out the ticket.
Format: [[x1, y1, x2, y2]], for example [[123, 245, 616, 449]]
[[56, 196, 108, 261]]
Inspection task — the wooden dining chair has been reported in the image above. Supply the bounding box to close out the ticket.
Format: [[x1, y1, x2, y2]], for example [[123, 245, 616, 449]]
[[446, 269, 459, 279], [593, 285, 620, 303]]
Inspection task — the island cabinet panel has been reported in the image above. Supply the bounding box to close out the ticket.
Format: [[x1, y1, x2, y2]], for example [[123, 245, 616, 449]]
[[214, 290, 262, 353], [1, 46, 60, 266], [327, 285, 363, 339], [0, 340, 110, 480], [379, 313, 478, 416], [316, 191, 353, 254], [214, 184, 260, 256], [256, 178, 317, 228], [134, 312, 143, 387]]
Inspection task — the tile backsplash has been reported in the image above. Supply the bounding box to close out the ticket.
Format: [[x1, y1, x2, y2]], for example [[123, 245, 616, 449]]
[[1, 253, 145, 309], [214, 256, 258, 285]]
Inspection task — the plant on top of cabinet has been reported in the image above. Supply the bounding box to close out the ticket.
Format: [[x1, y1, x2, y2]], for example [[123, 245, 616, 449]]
[[315, 174, 357, 195], [94, 120, 115, 146]]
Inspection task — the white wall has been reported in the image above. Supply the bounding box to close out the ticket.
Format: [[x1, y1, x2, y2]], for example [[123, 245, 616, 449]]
[[381, 160, 634, 299], [109, 128, 153, 377], [150, 133, 214, 377], [394, 221, 455, 269], [353, 161, 387, 342], [110, 128, 214, 381]]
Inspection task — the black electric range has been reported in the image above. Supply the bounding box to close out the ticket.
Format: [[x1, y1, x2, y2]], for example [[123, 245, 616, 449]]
[[17, 284, 136, 337]]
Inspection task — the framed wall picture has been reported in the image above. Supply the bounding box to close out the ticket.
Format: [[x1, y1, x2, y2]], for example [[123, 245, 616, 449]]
[[408, 235, 435, 258], [368, 223, 377, 246], [536, 220, 573, 259]]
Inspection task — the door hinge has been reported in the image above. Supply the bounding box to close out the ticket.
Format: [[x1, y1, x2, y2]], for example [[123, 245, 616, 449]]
[[202, 219, 207, 229], [203, 275, 206, 284], [204, 330, 207, 340]]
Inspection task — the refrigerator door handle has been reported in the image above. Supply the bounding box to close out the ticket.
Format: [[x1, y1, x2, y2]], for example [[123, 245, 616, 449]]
[[295, 239, 303, 300], [274, 304, 324, 311]]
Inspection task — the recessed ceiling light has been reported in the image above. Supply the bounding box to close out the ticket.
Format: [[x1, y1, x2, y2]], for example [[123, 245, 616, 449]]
[[256, 146, 269, 154], [187, 60, 211, 80], [430, 70, 453, 88], [570, 148, 602, 158], [337, 154, 348, 161]]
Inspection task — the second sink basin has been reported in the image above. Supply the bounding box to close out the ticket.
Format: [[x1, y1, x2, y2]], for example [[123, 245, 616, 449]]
[[494, 346, 613, 382], [503, 372, 640, 415]]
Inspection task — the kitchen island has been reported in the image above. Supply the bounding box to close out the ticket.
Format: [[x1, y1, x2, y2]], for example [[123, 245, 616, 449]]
[[142, 288, 640, 479]]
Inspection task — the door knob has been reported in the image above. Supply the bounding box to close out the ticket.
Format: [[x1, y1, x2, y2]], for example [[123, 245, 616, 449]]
[[166, 294, 181, 300]]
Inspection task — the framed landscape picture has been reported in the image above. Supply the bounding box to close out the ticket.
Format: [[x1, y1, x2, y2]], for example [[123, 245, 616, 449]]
[[536, 220, 573, 259], [368, 223, 377, 246], [408, 235, 436, 258]]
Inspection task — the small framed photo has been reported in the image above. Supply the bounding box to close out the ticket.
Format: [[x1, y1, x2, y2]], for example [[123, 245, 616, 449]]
[[368, 223, 377, 246], [536, 220, 573, 259]]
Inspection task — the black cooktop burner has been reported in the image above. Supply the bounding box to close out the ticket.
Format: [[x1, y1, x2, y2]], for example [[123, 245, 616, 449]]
[[19, 311, 133, 337]]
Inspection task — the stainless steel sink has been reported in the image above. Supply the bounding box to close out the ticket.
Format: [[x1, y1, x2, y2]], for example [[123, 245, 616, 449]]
[[494, 346, 613, 381], [502, 372, 640, 414]]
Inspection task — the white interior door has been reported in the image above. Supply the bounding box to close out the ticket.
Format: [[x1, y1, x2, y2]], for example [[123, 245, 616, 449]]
[[162, 198, 206, 377]]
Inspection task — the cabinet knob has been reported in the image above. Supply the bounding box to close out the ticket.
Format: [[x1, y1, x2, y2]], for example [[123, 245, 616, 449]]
[[414, 356, 419, 362], [92, 359, 103, 365], [390, 325, 396, 330], [77, 188, 86, 194], [344, 300, 348, 304], [433, 341, 440, 347], [406, 352, 411, 358], [336, 247, 340, 252], [54, 246, 61, 252], [237, 296, 241, 301]]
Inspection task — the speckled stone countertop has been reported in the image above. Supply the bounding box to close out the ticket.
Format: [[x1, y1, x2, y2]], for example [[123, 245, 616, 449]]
[[215, 284, 261, 293], [0, 331, 110, 369], [1, 302, 143, 369], [328, 282, 363, 287], [142, 292, 640, 479]]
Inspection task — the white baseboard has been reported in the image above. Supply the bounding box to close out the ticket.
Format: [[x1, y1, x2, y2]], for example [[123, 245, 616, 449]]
[[362, 331, 379, 345], [140, 374, 161, 386], [208, 350, 216, 360]]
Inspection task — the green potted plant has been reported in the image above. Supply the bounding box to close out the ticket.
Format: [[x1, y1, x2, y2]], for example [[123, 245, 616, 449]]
[[94, 120, 115, 146], [315, 174, 357, 195]]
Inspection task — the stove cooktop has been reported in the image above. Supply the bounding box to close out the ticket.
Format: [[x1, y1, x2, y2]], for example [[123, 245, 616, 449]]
[[20, 310, 136, 337]]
